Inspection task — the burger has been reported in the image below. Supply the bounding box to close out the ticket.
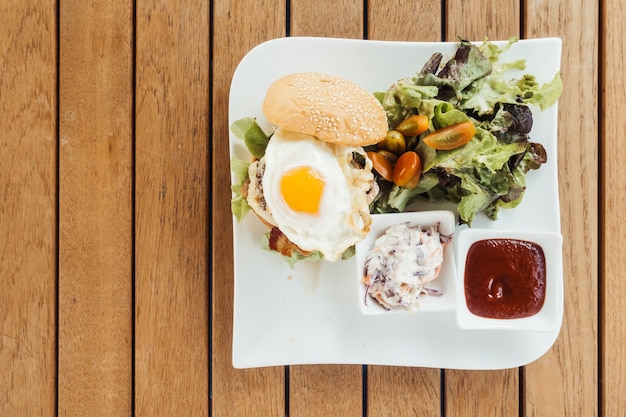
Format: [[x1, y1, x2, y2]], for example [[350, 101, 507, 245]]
[[238, 72, 388, 262]]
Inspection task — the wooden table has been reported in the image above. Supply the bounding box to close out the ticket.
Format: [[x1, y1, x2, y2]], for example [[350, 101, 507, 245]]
[[0, 0, 617, 416]]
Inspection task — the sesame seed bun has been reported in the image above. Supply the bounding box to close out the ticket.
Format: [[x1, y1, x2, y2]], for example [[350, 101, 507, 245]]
[[261, 72, 388, 147]]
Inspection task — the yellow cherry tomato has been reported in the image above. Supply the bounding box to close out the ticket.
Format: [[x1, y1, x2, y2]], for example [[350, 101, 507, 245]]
[[393, 151, 422, 188], [378, 130, 406, 155], [395, 114, 429, 137], [422, 121, 476, 150]]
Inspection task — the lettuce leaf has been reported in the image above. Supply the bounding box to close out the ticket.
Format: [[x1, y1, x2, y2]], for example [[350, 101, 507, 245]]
[[418, 127, 526, 173], [416, 39, 493, 100], [230, 157, 251, 222], [371, 38, 562, 224], [229, 117, 273, 221], [370, 173, 440, 214], [378, 83, 439, 128], [460, 69, 563, 115], [230, 117, 271, 159], [526, 72, 563, 110]]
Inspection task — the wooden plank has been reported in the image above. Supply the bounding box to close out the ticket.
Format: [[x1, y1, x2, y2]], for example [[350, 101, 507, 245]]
[[602, 0, 626, 413], [366, 366, 440, 417], [211, 0, 287, 415], [57, 1, 133, 416], [445, 0, 520, 41], [443, 3, 520, 417], [0, 1, 57, 416], [289, 366, 362, 417], [287, 1, 364, 416], [134, 0, 209, 415], [524, 1, 599, 416], [366, 2, 442, 416], [290, 0, 363, 39], [368, 0, 442, 42], [447, 370, 518, 416]]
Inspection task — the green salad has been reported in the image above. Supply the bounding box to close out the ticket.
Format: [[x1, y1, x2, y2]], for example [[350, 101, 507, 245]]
[[231, 37, 563, 227], [368, 37, 562, 224]]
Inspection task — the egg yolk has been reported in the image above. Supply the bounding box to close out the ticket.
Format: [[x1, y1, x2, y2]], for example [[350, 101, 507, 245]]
[[280, 166, 325, 214]]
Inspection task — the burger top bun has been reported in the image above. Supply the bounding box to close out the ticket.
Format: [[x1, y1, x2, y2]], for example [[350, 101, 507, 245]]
[[261, 72, 388, 147]]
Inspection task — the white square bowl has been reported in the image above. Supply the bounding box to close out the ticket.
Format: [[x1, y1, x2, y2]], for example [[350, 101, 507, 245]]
[[355, 210, 457, 315], [455, 228, 563, 332]]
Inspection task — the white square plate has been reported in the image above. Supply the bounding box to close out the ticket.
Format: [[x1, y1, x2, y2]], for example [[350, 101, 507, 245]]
[[229, 36, 563, 369]]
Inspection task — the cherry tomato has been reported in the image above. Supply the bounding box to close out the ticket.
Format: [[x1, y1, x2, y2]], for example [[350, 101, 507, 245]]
[[393, 151, 422, 188], [366, 151, 394, 182], [395, 114, 429, 137], [378, 130, 406, 155], [376, 149, 398, 164], [422, 121, 476, 150]]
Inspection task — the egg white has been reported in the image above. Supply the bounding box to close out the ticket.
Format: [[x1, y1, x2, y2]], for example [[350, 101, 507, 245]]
[[262, 128, 373, 262]]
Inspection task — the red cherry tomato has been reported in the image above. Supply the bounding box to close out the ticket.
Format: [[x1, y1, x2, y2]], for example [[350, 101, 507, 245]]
[[367, 151, 394, 182], [376, 149, 398, 164], [422, 121, 476, 150], [395, 114, 429, 137], [393, 151, 422, 188]]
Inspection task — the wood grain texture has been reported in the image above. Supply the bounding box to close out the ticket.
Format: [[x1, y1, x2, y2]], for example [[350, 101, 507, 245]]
[[0, 0, 610, 416], [287, 1, 365, 416], [445, 0, 520, 41], [366, 366, 440, 417], [366, 2, 442, 416], [290, 0, 363, 38], [524, 1, 599, 416], [57, 1, 133, 416], [368, 0, 442, 42], [134, 0, 209, 415], [211, 0, 287, 415], [601, 0, 624, 414], [447, 370, 518, 417], [0, 1, 57, 416], [289, 365, 362, 417], [443, 3, 520, 417]]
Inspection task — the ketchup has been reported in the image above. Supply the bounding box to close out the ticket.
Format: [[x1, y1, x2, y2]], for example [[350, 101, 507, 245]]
[[464, 238, 546, 319]]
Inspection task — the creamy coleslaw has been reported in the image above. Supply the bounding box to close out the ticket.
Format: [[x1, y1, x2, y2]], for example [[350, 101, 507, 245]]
[[361, 223, 449, 311]]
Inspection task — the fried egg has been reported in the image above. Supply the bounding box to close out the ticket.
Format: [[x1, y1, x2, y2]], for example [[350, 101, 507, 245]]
[[262, 128, 374, 261]]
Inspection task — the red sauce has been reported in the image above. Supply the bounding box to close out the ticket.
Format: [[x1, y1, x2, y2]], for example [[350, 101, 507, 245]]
[[464, 238, 546, 319]]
